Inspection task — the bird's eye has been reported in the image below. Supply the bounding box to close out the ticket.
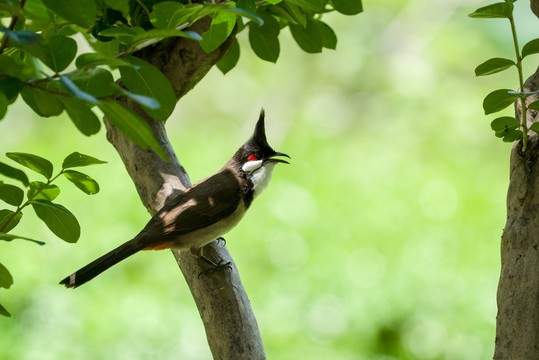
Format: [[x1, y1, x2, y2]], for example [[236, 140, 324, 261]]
[[247, 154, 258, 161]]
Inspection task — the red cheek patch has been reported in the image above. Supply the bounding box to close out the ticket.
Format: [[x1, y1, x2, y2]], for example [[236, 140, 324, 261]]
[[247, 154, 257, 161]]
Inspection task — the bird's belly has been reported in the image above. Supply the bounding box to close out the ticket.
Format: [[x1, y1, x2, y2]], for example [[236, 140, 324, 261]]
[[170, 202, 247, 251]]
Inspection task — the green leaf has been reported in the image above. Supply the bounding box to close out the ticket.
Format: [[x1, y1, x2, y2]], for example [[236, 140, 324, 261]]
[[528, 100, 539, 110], [0, 232, 45, 245], [28, 182, 60, 201], [58, 97, 101, 136], [41, 0, 97, 27], [278, 2, 306, 27], [63, 170, 100, 195], [68, 68, 115, 98], [529, 122, 539, 136], [75, 52, 131, 69], [0, 26, 41, 45], [98, 100, 167, 160], [0, 77, 25, 104], [331, 0, 363, 15], [217, 37, 240, 74], [0, 162, 29, 186], [21, 35, 77, 73], [98, 26, 144, 45], [314, 20, 337, 50], [0, 302, 10, 317], [0, 91, 6, 120], [503, 129, 522, 142], [200, 11, 236, 53], [0, 183, 24, 206], [475, 57, 515, 76], [0, 209, 22, 233], [522, 38, 539, 58], [287, 0, 323, 11], [20, 86, 64, 117], [491, 116, 520, 137], [150, 3, 204, 29], [119, 57, 176, 121], [0, 55, 21, 77], [0, 263, 13, 289], [290, 19, 324, 53], [129, 28, 202, 50], [468, 2, 513, 19], [62, 152, 107, 169], [30, 199, 80, 243], [59, 75, 99, 104], [248, 14, 280, 63], [114, 86, 160, 110], [482, 89, 519, 115], [6, 152, 53, 179]]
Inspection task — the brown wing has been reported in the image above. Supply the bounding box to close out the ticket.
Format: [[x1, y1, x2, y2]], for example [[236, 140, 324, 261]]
[[140, 169, 242, 243]]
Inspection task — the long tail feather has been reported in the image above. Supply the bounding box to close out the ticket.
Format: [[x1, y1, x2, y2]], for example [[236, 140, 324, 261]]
[[59, 237, 145, 288]]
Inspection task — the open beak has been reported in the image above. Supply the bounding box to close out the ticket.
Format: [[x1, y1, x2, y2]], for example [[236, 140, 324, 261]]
[[264, 152, 291, 165]]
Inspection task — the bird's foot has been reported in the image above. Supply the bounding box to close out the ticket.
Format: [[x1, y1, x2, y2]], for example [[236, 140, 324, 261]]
[[198, 255, 232, 278], [215, 237, 226, 245]]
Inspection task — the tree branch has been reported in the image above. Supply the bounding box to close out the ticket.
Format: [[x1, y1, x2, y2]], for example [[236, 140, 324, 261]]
[[104, 18, 265, 359], [494, 66, 539, 359]]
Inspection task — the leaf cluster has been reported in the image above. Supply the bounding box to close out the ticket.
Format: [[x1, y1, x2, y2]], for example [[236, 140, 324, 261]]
[[0, 151, 106, 317], [470, 0, 539, 149], [0, 0, 362, 158]]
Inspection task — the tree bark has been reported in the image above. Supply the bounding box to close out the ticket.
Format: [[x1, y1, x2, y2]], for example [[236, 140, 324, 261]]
[[104, 18, 265, 359], [494, 66, 539, 358]]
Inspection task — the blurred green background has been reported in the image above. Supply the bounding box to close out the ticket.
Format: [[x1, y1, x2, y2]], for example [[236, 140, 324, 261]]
[[1, 0, 537, 359]]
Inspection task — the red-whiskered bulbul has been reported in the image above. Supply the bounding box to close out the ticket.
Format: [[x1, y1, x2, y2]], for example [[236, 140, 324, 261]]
[[60, 110, 289, 288]]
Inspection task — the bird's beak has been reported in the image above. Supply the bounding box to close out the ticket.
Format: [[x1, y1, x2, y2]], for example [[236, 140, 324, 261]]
[[264, 152, 291, 165]]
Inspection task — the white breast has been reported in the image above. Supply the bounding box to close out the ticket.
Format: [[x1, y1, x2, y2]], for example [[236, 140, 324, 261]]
[[250, 162, 277, 198]]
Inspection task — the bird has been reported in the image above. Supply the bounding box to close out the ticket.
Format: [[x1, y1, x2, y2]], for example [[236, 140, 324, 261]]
[[60, 110, 289, 288]]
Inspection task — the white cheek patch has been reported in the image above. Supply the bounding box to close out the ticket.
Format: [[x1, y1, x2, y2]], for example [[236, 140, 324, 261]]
[[242, 159, 263, 173], [251, 162, 277, 198]]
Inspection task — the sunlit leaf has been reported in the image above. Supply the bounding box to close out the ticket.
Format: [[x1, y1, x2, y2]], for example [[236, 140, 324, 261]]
[[27, 182, 60, 201], [200, 11, 236, 53], [482, 89, 519, 115], [30, 199, 80, 243], [6, 152, 53, 179], [62, 152, 107, 169], [475, 57, 515, 76], [63, 170, 100, 195]]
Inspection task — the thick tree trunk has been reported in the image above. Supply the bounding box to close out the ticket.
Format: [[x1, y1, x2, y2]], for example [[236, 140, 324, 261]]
[[104, 18, 265, 359], [494, 66, 539, 358]]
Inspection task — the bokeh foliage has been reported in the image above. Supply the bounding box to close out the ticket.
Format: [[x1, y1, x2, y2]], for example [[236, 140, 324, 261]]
[[0, 0, 533, 359]]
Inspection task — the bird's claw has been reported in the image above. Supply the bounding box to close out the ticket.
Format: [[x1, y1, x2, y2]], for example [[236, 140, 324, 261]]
[[198, 260, 232, 278]]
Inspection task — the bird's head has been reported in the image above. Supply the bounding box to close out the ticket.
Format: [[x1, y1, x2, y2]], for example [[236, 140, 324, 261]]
[[230, 110, 290, 198]]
